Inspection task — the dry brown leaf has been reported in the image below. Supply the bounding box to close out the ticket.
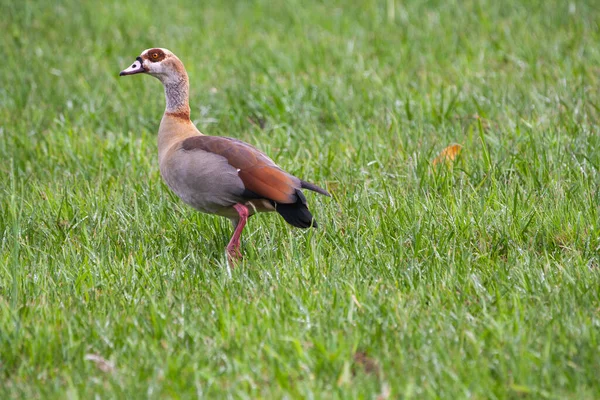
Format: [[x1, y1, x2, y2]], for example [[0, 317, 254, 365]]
[[353, 351, 380, 376], [84, 354, 116, 373], [433, 143, 463, 166]]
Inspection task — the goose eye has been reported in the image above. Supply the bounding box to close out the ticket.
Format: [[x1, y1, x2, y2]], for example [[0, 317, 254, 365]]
[[152, 53, 159, 59]]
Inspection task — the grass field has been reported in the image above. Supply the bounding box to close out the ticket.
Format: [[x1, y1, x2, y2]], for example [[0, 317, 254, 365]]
[[2, 0, 600, 398]]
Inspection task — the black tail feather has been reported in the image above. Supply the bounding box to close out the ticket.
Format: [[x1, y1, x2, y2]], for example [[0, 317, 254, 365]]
[[274, 190, 318, 229], [300, 180, 331, 197]]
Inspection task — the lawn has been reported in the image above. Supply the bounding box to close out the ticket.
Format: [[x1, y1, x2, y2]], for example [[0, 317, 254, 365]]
[[1, 0, 600, 398]]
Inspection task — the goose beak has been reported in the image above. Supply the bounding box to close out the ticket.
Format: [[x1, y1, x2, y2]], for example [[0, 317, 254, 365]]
[[120, 57, 146, 76]]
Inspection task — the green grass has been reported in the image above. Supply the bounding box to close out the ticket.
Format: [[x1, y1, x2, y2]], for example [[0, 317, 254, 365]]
[[1, 0, 600, 398]]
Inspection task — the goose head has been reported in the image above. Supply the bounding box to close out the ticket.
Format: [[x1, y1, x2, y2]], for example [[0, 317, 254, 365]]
[[119, 48, 186, 83]]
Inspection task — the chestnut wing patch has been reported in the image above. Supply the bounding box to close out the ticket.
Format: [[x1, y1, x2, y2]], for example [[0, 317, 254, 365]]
[[181, 136, 298, 204]]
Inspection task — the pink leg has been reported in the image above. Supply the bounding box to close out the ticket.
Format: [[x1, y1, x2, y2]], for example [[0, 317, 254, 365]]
[[226, 203, 249, 262]]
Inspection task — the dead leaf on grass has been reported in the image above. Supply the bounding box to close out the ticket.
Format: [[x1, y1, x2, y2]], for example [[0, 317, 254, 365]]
[[353, 350, 380, 376], [84, 354, 116, 373], [433, 143, 463, 166]]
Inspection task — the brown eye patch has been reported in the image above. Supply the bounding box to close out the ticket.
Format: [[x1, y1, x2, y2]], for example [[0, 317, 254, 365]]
[[145, 48, 166, 62]]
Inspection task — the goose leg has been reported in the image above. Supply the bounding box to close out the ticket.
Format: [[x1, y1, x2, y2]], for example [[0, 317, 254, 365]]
[[226, 203, 249, 261]]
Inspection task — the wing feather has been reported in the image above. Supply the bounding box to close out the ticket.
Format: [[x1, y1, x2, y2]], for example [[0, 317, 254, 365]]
[[181, 136, 298, 204]]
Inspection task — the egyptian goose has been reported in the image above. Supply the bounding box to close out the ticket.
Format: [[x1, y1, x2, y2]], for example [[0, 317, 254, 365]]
[[120, 48, 330, 261]]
